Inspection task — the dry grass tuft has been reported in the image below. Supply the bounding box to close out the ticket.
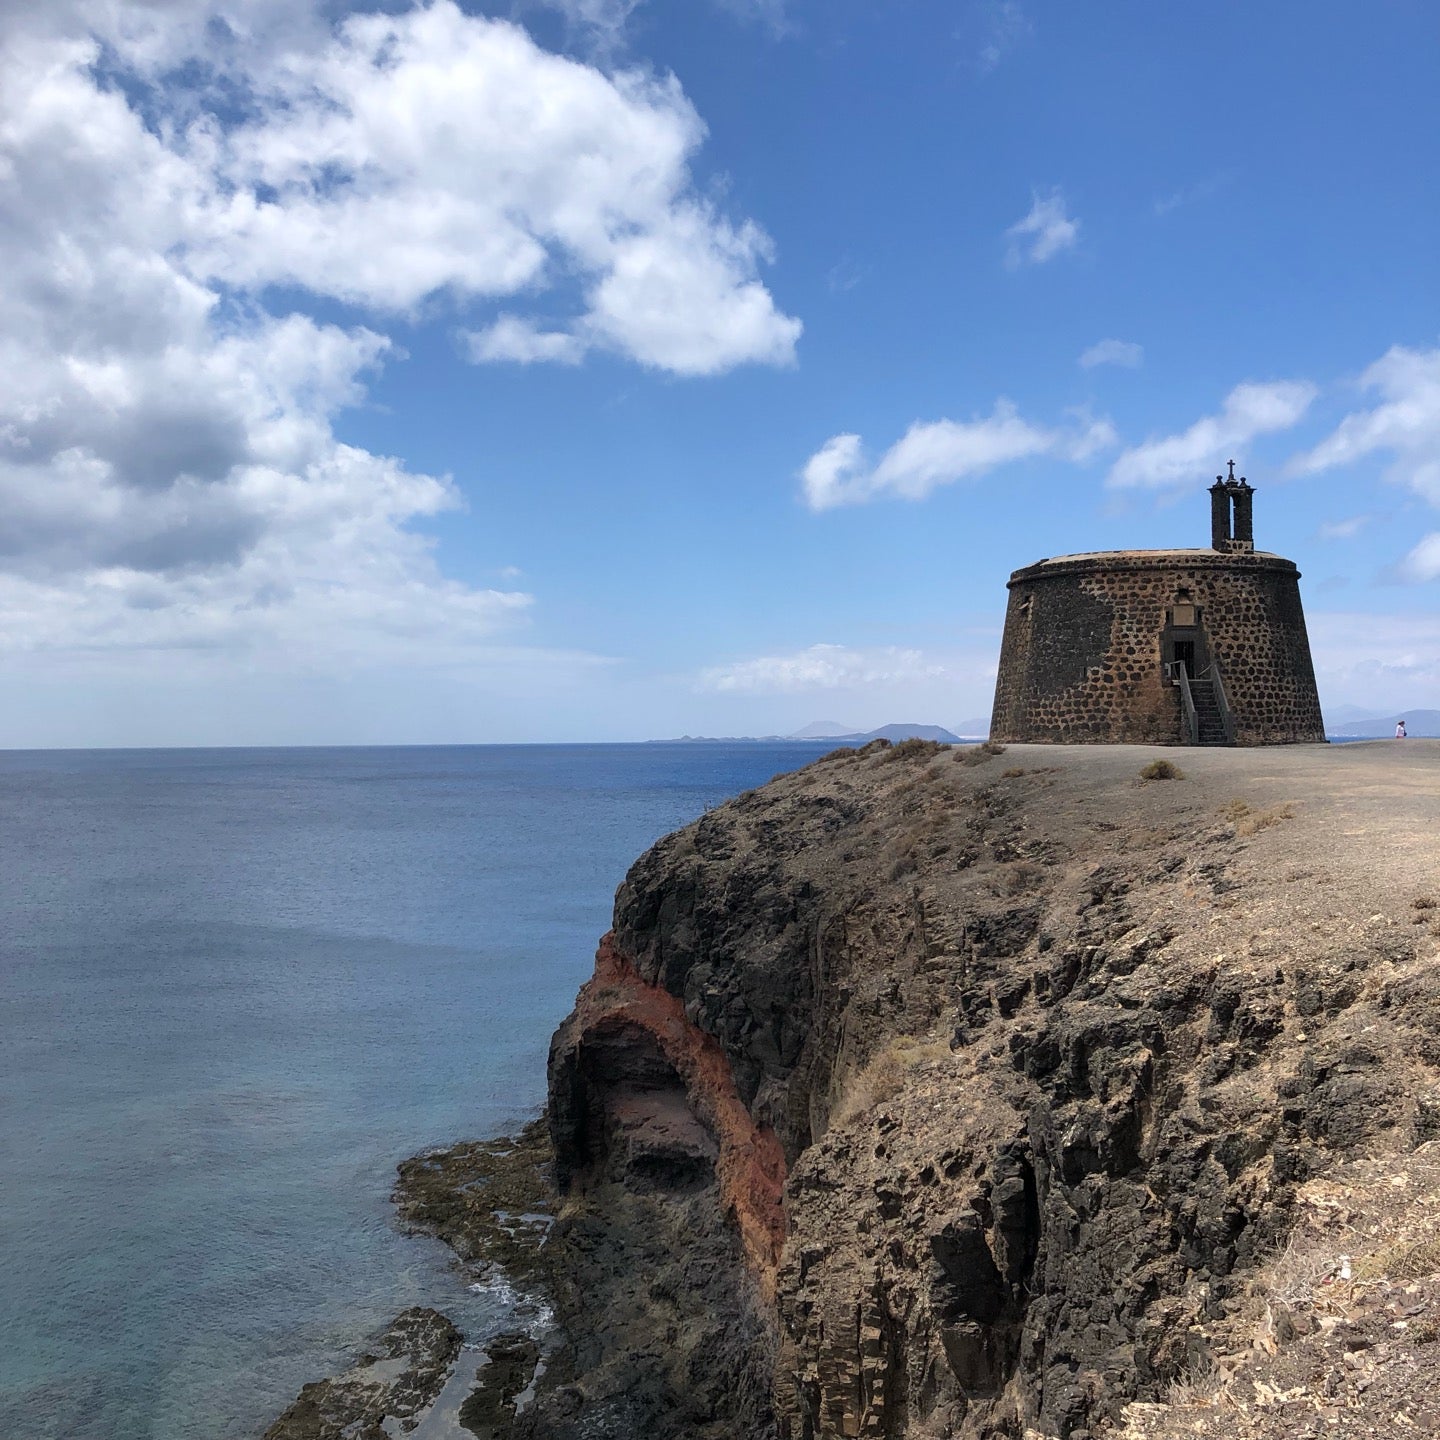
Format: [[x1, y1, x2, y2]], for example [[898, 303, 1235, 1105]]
[[831, 1036, 952, 1125], [955, 740, 1006, 767], [884, 737, 944, 762], [1001, 766, 1025, 778], [1415, 896, 1438, 912], [1258, 1229, 1340, 1308], [1139, 759, 1185, 781], [1001, 860, 1044, 895], [1164, 1357, 1234, 1411], [1353, 1232, 1440, 1283], [1218, 798, 1296, 836]]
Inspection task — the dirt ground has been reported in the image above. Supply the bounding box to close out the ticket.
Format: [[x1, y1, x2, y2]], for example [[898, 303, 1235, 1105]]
[[996, 739, 1440, 900]]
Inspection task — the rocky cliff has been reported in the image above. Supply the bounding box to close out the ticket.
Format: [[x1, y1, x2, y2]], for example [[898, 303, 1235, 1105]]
[[524, 737, 1440, 1439], [266, 736, 1440, 1440]]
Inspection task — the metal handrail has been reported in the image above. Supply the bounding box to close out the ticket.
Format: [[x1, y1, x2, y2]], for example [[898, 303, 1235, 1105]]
[[1175, 662, 1199, 746], [1207, 659, 1236, 744]]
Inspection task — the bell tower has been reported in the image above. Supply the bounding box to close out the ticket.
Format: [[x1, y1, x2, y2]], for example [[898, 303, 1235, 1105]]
[[1209, 460, 1255, 553]]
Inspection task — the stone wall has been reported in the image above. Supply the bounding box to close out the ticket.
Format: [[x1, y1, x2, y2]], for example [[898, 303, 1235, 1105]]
[[989, 549, 1325, 745]]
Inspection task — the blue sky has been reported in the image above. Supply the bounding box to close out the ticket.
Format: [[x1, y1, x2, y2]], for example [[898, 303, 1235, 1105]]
[[1, 0, 1436, 744]]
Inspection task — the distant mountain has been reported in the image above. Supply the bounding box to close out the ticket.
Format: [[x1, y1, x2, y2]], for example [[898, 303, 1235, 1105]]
[[654, 722, 963, 744], [788, 721, 856, 739], [847, 723, 962, 744], [952, 716, 992, 738], [1328, 709, 1440, 738], [1326, 704, 1386, 725]]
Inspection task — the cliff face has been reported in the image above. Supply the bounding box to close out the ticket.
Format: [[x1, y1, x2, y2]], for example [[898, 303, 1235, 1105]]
[[532, 738, 1440, 1440]]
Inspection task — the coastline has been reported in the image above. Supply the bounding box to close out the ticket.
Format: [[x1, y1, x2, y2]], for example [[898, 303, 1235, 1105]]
[[263, 1124, 559, 1440]]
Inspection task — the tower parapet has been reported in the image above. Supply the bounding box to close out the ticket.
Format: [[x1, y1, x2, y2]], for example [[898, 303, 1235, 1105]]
[[990, 473, 1325, 746]]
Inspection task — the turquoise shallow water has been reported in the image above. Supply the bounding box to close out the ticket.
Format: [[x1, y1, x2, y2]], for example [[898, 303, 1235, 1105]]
[[0, 742, 832, 1440]]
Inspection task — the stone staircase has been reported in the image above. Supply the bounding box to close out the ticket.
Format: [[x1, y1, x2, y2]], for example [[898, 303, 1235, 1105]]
[[1190, 675, 1230, 745]]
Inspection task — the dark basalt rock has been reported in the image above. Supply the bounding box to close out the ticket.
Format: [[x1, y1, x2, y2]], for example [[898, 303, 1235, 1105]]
[[262, 1308, 462, 1440]]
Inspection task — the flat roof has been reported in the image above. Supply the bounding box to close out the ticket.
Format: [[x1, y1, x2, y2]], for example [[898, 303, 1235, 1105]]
[[1026, 548, 1285, 566]]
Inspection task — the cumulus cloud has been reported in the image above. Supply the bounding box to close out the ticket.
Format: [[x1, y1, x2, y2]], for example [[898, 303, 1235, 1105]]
[[800, 402, 1115, 511], [1289, 345, 1440, 506], [1079, 338, 1143, 370], [464, 317, 586, 366], [183, 4, 800, 371], [698, 644, 948, 694], [1400, 534, 1440, 583], [1106, 380, 1317, 491], [1004, 190, 1078, 267], [0, 0, 798, 666]]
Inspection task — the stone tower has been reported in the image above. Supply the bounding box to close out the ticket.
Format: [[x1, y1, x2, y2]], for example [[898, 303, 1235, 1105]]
[[989, 467, 1325, 746]]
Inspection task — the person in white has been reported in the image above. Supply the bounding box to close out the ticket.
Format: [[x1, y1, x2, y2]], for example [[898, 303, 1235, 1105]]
[[1396, 720, 1407, 738]]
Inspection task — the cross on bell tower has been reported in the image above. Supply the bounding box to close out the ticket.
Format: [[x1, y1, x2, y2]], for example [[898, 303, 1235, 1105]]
[[1208, 462, 1255, 553]]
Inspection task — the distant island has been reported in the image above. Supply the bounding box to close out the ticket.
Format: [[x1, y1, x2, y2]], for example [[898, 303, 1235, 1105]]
[[653, 721, 980, 745]]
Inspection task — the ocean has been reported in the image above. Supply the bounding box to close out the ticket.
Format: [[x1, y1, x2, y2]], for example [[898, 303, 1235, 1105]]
[[0, 742, 835, 1440]]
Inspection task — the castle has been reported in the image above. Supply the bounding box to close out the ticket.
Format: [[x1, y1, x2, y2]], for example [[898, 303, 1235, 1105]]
[[989, 466, 1326, 746]]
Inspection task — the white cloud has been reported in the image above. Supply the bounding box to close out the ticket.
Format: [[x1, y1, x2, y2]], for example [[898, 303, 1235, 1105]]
[[0, 5, 537, 665], [1289, 345, 1440, 506], [582, 206, 799, 373], [1004, 189, 1078, 267], [1066, 412, 1121, 462], [464, 317, 586, 366], [181, 4, 801, 372], [801, 402, 1114, 511], [534, 0, 789, 45], [698, 644, 948, 694], [1400, 534, 1440, 583], [710, 0, 792, 34], [1079, 338, 1143, 370], [0, 0, 799, 673], [1317, 514, 1371, 541], [1106, 380, 1317, 491], [1153, 171, 1232, 217], [531, 0, 643, 50], [978, 0, 1033, 71]]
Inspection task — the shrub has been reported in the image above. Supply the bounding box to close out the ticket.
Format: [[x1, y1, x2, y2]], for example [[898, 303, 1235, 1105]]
[[1003, 860, 1044, 894], [955, 740, 1006, 767], [884, 737, 944, 762], [1139, 759, 1184, 781]]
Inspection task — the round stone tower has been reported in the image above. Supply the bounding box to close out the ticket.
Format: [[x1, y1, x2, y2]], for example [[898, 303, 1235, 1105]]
[[989, 467, 1325, 746]]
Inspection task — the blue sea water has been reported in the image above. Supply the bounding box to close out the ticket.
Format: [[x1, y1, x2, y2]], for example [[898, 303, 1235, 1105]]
[[0, 742, 833, 1440]]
